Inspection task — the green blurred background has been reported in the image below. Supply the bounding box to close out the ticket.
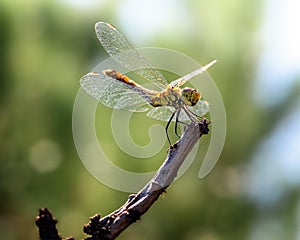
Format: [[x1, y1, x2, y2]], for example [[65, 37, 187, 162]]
[[1, 0, 300, 239]]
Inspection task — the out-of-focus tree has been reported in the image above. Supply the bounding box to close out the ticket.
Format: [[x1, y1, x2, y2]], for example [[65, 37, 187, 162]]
[[1, 0, 300, 239]]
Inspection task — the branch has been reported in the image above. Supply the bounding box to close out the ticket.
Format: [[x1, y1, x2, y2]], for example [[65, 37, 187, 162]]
[[35, 208, 74, 240], [83, 119, 209, 239], [35, 119, 209, 240]]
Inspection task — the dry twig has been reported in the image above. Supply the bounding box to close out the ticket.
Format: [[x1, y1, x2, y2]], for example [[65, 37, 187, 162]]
[[35, 119, 209, 240]]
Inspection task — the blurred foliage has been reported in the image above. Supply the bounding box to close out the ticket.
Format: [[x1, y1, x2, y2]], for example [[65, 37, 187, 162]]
[[0, 0, 299, 239]]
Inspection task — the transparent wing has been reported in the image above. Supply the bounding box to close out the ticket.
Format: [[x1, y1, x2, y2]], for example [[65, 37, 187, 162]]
[[146, 100, 209, 122], [169, 60, 217, 88], [95, 22, 168, 90], [147, 107, 193, 122], [80, 72, 151, 112], [187, 100, 210, 117], [146, 106, 175, 122]]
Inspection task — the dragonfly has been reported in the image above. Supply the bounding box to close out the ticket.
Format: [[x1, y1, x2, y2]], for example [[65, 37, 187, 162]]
[[80, 22, 217, 145]]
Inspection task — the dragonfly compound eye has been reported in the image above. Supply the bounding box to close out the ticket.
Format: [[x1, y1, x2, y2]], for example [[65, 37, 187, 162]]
[[182, 87, 201, 106]]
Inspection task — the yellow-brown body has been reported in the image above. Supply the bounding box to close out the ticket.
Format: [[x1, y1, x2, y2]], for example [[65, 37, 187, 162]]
[[103, 69, 201, 109]]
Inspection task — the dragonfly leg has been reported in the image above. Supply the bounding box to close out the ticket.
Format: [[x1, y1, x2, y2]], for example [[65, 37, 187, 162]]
[[174, 109, 181, 138], [166, 111, 176, 145], [183, 107, 198, 123], [188, 108, 202, 119]]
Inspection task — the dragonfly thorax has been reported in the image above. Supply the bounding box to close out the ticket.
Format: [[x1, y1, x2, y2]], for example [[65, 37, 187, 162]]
[[157, 86, 200, 109], [181, 87, 200, 106]]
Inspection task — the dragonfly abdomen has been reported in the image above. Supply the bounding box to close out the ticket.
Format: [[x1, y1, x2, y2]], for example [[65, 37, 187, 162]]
[[102, 69, 138, 87], [103, 69, 163, 106]]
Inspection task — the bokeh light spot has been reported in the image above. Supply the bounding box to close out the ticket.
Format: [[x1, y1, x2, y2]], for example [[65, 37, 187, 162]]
[[29, 139, 62, 173]]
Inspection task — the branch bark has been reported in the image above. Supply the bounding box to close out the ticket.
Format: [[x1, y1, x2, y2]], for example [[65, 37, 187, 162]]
[[35, 119, 209, 240], [35, 208, 74, 240]]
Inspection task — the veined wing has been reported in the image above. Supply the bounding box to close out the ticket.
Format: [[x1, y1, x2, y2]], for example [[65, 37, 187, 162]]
[[146, 106, 175, 122], [187, 100, 209, 117], [169, 60, 217, 88], [146, 100, 209, 122], [95, 22, 168, 90], [80, 72, 151, 112]]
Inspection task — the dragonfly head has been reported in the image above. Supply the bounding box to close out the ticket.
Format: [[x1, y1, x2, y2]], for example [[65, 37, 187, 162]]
[[182, 87, 200, 106]]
